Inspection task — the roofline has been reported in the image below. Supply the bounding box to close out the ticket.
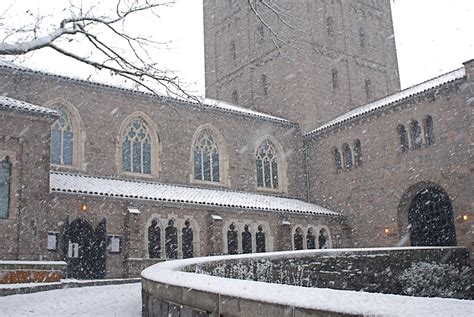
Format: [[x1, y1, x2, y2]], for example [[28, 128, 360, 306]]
[[304, 67, 466, 138], [49, 172, 342, 217], [0, 63, 295, 126], [0, 97, 59, 120]]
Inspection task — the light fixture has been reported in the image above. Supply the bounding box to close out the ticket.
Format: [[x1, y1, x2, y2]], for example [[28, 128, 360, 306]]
[[458, 213, 472, 222], [383, 226, 396, 236], [80, 204, 87, 212]]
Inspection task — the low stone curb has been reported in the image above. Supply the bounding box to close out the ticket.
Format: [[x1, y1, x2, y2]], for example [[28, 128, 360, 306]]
[[0, 278, 141, 297]]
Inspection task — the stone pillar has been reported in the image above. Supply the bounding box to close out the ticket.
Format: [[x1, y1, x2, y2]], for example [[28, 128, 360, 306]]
[[124, 207, 143, 277], [208, 214, 223, 256]]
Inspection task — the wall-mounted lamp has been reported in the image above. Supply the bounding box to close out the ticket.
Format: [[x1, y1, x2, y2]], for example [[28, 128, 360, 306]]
[[457, 213, 472, 223], [383, 226, 397, 237], [80, 204, 87, 212]]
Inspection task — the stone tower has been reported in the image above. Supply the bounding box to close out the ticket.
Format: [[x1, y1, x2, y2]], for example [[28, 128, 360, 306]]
[[203, 0, 400, 132]]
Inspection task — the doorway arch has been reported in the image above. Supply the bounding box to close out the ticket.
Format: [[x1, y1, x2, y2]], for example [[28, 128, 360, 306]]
[[66, 218, 107, 279], [399, 182, 456, 246]]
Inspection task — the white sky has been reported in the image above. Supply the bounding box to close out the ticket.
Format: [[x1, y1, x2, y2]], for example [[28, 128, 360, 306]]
[[0, 0, 473, 94]]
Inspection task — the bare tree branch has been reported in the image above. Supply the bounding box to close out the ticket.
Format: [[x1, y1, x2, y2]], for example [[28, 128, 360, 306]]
[[0, 0, 195, 98]]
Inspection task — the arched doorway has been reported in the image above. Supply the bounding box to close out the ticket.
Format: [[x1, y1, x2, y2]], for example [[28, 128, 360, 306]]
[[405, 185, 456, 246], [66, 218, 107, 279]]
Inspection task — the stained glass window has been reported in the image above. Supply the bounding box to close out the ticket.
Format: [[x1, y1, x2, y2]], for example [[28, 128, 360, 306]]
[[51, 109, 73, 165], [122, 118, 152, 174], [194, 129, 220, 182], [0, 157, 11, 219], [256, 140, 279, 189]]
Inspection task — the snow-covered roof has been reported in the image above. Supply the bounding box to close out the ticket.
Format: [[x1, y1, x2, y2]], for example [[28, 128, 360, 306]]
[[0, 95, 58, 118], [0, 63, 293, 125], [50, 172, 340, 216], [305, 67, 466, 137]]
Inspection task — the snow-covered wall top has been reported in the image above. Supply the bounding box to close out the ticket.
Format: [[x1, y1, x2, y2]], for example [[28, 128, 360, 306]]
[[0, 63, 293, 126], [0, 95, 58, 118], [141, 248, 474, 316], [50, 172, 340, 216], [305, 67, 466, 137]]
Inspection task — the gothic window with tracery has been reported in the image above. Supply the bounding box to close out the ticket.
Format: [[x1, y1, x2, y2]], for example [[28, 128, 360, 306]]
[[256, 139, 279, 189], [194, 129, 220, 182], [122, 118, 152, 174], [0, 157, 11, 219], [51, 109, 73, 165]]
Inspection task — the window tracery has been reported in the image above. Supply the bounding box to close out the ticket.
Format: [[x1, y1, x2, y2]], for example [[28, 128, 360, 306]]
[[256, 139, 279, 189], [122, 117, 152, 174], [194, 129, 220, 182]]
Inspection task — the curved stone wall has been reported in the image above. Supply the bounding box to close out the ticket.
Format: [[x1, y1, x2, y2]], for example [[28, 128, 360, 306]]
[[141, 247, 473, 316]]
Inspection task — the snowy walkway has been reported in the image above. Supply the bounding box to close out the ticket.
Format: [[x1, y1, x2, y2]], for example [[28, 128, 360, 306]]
[[0, 282, 141, 317]]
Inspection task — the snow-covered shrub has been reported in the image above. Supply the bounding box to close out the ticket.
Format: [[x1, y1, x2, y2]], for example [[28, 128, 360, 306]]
[[399, 262, 471, 298]]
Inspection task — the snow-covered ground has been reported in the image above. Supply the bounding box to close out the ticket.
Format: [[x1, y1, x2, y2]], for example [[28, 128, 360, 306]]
[[0, 283, 141, 317]]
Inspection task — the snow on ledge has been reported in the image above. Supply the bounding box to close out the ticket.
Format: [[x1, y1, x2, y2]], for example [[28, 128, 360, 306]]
[[0, 95, 58, 118], [141, 248, 473, 317]]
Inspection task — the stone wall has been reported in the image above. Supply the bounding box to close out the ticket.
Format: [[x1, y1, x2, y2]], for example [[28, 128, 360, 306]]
[[0, 111, 54, 260], [190, 247, 472, 299], [305, 73, 473, 253]]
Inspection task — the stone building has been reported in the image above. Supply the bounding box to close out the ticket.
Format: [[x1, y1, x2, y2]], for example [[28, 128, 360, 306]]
[[203, 0, 400, 132], [0, 0, 472, 279]]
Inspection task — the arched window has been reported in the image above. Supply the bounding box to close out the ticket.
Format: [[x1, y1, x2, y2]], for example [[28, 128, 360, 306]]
[[261, 74, 268, 97], [122, 117, 152, 174], [398, 124, 409, 153], [242, 224, 252, 254], [256, 225, 266, 253], [354, 139, 362, 167], [182, 219, 194, 259], [231, 90, 238, 104], [343, 143, 352, 170], [0, 157, 12, 219], [365, 79, 372, 100], [306, 228, 316, 249], [294, 227, 304, 250], [194, 129, 220, 182], [359, 27, 366, 51], [165, 219, 178, 259], [331, 68, 339, 91], [256, 25, 265, 44], [326, 17, 335, 38], [230, 40, 236, 60], [318, 228, 329, 249], [148, 220, 161, 259], [256, 139, 279, 189], [227, 223, 238, 255], [51, 109, 73, 165], [424, 115, 435, 145], [411, 120, 422, 149], [334, 148, 342, 173]]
